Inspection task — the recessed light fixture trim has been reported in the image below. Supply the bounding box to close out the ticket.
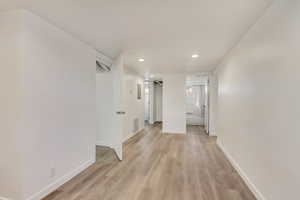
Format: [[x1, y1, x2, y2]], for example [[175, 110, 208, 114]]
[[138, 58, 145, 62], [192, 54, 199, 58]]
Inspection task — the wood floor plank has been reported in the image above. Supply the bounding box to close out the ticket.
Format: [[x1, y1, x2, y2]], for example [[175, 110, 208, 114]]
[[43, 123, 256, 200]]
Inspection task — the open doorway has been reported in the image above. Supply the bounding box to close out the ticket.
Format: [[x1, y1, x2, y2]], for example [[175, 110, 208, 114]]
[[186, 75, 209, 135], [144, 81, 151, 123], [144, 80, 163, 126], [153, 80, 163, 124]]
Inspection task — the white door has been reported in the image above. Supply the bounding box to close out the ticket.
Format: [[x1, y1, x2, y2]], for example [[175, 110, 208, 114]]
[[111, 55, 125, 160]]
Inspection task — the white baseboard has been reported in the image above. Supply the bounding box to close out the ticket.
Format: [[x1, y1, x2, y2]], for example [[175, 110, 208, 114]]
[[26, 159, 95, 200], [217, 139, 266, 200]]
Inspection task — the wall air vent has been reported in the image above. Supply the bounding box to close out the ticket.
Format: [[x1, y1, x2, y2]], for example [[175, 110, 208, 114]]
[[96, 52, 113, 73], [96, 60, 111, 72]]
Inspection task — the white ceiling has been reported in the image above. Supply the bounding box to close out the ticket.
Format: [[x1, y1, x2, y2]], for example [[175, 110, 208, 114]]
[[1, 0, 273, 75]]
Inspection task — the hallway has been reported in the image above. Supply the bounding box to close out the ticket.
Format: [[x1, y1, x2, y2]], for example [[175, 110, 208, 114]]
[[43, 124, 255, 200]]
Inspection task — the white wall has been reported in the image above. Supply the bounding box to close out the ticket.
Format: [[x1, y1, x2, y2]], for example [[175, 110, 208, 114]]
[[216, 1, 300, 199], [209, 71, 218, 136], [123, 70, 145, 141], [0, 10, 23, 200], [153, 83, 163, 122], [162, 74, 186, 134], [0, 10, 96, 200]]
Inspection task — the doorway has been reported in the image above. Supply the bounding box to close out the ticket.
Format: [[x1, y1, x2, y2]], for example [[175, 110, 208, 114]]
[[144, 80, 163, 126], [185, 75, 209, 134], [144, 81, 150, 123], [186, 85, 206, 126]]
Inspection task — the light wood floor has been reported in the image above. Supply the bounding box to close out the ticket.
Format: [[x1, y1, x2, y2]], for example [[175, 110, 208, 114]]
[[43, 123, 256, 200]]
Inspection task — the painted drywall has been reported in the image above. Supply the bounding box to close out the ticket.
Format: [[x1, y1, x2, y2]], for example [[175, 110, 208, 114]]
[[0, 0, 274, 73], [162, 74, 186, 134], [216, 1, 300, 199], [123, 70, 145, 141], [0, 10, 23, 200], [0, 10, 96, 200], [153, 83, 163, 122], [22, 10, 96, 200], [209, 71, 218, 136]]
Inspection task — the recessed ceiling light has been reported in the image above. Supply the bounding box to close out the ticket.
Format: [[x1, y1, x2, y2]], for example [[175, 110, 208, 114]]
[[138, 58, 145, 62], [192, 54, 199, 58]]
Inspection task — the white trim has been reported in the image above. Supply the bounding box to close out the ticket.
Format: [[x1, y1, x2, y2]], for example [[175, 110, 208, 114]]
[[96, 140, 112, 147], [217, 139, 266, 200], [25, 159, 95, 200]]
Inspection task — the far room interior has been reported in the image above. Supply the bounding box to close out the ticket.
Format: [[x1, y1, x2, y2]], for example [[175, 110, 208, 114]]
[[186, 74, 209, 135], [144, 79, 163, 126]]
